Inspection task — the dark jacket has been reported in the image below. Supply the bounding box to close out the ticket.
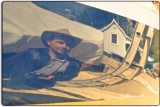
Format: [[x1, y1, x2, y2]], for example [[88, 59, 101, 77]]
[[3, 48, 81, 88]]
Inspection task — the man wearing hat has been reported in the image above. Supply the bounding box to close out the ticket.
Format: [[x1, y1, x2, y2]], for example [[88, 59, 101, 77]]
[[3, 29, 82, 88]]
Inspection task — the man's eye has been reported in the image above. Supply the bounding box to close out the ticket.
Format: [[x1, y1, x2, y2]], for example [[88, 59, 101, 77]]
[[57, 41, 65, 44]]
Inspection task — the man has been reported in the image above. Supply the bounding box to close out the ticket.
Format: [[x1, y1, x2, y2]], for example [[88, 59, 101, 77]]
[[3, 29, 82, 88]]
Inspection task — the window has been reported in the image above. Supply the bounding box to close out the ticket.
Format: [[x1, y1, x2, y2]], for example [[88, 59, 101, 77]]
[[126, 44, 130, 51], [112, 34, 117, 44]]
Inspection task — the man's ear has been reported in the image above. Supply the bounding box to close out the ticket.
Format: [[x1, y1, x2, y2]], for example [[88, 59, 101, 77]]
[[47, 40, 51, 46]]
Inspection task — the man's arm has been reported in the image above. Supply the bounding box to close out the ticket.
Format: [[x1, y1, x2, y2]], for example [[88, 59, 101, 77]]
[[3, 49, 37, 83], [3, 52, 24, 78]]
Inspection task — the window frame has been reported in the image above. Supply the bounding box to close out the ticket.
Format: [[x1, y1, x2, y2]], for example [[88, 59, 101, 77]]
[[111, 33, 118, 45]]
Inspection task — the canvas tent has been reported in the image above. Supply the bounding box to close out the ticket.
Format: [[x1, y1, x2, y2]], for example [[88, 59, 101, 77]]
[[3, 2, 103, 65], [2, 2, 159, 106]]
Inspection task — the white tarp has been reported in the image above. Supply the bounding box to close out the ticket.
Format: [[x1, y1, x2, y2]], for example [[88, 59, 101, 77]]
[[78, 2, 159, 29], [3, 2, 103, 65]]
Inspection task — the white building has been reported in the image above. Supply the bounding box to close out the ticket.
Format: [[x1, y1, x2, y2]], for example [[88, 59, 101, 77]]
[[101, 19, 132, 58]]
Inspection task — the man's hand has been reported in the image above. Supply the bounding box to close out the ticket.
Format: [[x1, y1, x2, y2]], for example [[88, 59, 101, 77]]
[[38, 75, 55, 80]]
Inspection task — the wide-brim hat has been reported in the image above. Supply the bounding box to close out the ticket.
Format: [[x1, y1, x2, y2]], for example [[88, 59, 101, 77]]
[[41, 29, 82, 48]]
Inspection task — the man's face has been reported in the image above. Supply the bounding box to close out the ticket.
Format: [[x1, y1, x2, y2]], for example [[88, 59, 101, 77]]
[[47, 38, 71, 55]]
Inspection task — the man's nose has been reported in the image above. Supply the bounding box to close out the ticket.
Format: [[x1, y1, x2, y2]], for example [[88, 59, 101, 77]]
[[62, 43, 70, 50]]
